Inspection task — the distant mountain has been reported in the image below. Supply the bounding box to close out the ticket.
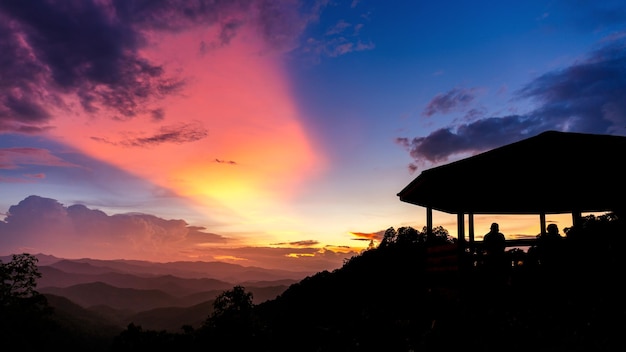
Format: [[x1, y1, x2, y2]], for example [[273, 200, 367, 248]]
[[40, 280, 289, 311], [38, 266, 235, 296], [47, 259, 124, 275], [1, 253, 62, 266], [40, 282, 182, 312], [35, 258, 292, 333], [22, 253, 315, 282], [41, 282, 288, 332], [28, 253, 296, 332]]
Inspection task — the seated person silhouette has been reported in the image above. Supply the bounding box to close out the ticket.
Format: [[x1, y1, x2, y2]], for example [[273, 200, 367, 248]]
[[536, 223, 563, 268], [482, 223, 508, 281], [483, 222, 506, 256]]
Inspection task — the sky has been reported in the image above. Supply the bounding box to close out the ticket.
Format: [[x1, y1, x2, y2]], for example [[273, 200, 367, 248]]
[[1, 0, 625, 273]]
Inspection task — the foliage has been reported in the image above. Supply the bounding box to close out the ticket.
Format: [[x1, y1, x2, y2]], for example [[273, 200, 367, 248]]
[[207, 285, 254, 324], [198, 285, 258, 351], [12, 214, 626, 351], [378, 225, 453, 249], [254, 225, 439, 351], [111, 323, 193, 352], [0, 253, 42, 306], [0, 253, 55, 349]]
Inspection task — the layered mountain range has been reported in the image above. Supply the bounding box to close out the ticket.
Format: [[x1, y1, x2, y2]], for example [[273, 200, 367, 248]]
[[2, 254, 312, 332]]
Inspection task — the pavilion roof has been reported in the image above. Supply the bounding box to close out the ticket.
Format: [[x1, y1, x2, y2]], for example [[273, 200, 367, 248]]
[[397, 130, 626, 215]]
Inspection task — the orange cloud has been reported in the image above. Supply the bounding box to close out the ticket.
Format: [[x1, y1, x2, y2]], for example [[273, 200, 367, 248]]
[[350, 231, 381, 240]]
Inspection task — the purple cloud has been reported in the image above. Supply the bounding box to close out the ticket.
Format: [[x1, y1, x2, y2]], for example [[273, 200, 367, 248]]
[[0, 195, 227, 260], [516, 40, 626, 135], [399, 37, 626, 170], [0, 195, 353, 272], [422, 87, 478, 117], [90, 122, 208, 147], [0, 0, 314, 134], [0, 147, 79, 169], [300, 1, 375, 60]]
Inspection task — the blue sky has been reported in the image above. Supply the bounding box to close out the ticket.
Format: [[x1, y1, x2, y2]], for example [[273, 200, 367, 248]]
[[1, 0, 625, 272]]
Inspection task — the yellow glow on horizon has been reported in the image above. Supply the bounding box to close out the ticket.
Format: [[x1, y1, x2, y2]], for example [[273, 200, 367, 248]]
[[425, 211, 607, 242], [214, 255, 248, 262], [287, 253, 315, 258]]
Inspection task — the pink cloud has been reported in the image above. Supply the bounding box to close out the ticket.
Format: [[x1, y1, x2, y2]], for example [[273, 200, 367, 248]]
[[0, 195, 353, 273], [0, 147, 79, 169]]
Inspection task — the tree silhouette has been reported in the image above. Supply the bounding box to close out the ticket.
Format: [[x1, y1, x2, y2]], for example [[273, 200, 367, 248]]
[[0, 253, 42, 305], [379, 227, 397, 248], [396, 226, 420, 246], [200, 285, 256, 350], [0, 253, 52, 349], [422, 225, 454, 245]]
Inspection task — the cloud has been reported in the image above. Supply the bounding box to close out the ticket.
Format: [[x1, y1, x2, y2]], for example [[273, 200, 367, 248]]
[[198, 245, 355, 273], [0, 147, 80, 169], [326, 20, 351, 35], [307, 37, 376, 57], [90, 122, 208, 147], [0, 0, 169, 124], [300, 1, 375, 60], [214, 159, 238, 165], [306, 36, 375, 58], [515, 40, 626, 134], [0, 195, 356, 272], [0, 0, 314, 134], [422, 87, 479, 117], [350, 231, 381, 241], [270, 240, 320, 246], [399, 37, 626, 169], [0, 195, 227, 261]]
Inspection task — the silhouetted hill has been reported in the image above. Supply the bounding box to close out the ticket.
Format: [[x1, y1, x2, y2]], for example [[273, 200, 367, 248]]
[[126, 300, 215, 332], [43, 256, 313, 281], [9, 215, 626, 351], [38, 278, 290, 332], [43, 294, 122, 351], [87, 304, 135, 328], [44, 293, 123, 332], [38, 266, 235, 296], [40, 282, 182, 311], [254, 246, 432, 351], [250, 219, 626, 351]]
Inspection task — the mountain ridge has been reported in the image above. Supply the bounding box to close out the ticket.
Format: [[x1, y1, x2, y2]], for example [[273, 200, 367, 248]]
[[24, 253, 299, 332], [2, 253, 317, 281]]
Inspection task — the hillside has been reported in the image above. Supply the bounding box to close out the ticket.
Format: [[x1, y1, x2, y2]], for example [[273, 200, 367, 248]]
[[250, 218, 626, 351], [4, 216, 626, 351], [24, 254, 296, 333]]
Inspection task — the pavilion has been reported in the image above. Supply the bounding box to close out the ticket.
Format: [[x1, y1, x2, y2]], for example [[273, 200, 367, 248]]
[[397, 130, 626, 250]]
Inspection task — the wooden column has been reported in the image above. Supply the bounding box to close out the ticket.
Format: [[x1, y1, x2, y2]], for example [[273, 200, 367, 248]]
[[457, 213, 465, 244], [426, 207, 433, 241], [572, 210, 582, 229], [468, 212, 475, 248]]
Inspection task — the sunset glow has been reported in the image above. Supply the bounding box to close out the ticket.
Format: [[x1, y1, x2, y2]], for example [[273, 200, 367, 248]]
[[1, 1, 625, 273]]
